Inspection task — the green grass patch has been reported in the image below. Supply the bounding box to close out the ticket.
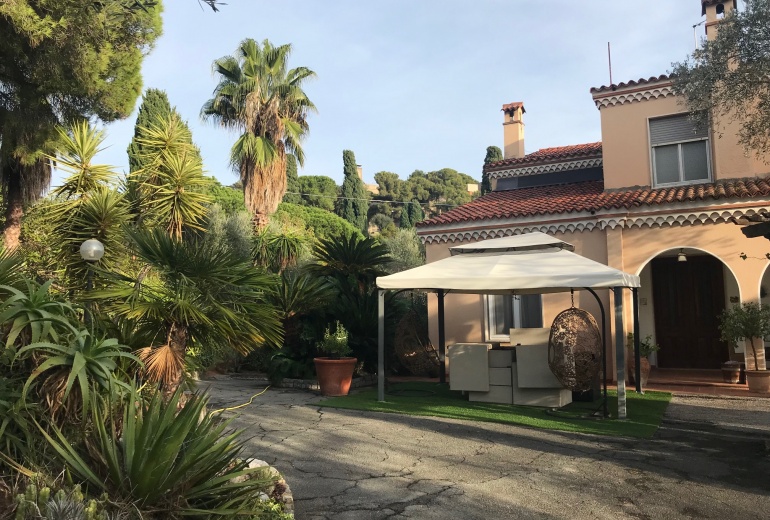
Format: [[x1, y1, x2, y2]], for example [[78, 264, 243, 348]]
[[318, 382, 671, 439]]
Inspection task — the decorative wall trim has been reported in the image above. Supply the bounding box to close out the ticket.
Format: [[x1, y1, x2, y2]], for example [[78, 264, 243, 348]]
[[488, 158, 603, 180], [593, 85, 675, 109], [419, 207, 765, 244]]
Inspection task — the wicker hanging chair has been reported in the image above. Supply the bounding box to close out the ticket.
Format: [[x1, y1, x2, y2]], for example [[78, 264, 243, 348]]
[[394, 308, 440, 377], [548, 307, 603, 391]]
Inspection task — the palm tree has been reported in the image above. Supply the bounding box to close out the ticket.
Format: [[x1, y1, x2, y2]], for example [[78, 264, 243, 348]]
[[202, 38, 316, 229], [95, 229, 282, 396]]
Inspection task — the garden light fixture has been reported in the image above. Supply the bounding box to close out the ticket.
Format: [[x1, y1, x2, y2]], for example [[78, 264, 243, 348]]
[[80, 238, 105, 262]]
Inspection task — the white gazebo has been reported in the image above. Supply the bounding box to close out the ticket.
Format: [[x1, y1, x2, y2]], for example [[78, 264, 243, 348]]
[[375, 232, 643, 419]]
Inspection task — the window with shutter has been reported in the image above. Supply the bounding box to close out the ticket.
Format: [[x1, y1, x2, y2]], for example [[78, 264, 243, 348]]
[[649, 114, 711, 186]]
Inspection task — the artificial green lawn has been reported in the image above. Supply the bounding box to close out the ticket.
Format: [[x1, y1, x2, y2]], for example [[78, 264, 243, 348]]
[[318, 382, 671, 439]]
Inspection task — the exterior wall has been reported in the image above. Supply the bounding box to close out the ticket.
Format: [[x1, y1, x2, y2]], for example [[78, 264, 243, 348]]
[[423, 215, 770, 380], [600, 92, 770, 191], [601, 95, 682, 189]]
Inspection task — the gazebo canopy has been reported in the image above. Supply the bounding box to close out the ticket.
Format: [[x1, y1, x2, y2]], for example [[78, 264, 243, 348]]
[[373, 232, 641, 419], [376, 232, 640, 293]]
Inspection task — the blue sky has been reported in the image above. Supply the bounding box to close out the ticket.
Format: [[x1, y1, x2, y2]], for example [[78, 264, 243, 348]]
[[88, 0, 705, 188]]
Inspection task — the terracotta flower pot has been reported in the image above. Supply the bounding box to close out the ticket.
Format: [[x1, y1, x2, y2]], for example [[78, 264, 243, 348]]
[[314, 357, 357, 396], [721, 361, 742, 384], [745, 370, 770, 394], [627, 355, 651, 388]]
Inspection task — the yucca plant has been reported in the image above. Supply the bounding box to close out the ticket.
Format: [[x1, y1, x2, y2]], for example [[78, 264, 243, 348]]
[[41, 387, 281, 517], [44, 121, 130, 292], [128, 112, 212, 239]]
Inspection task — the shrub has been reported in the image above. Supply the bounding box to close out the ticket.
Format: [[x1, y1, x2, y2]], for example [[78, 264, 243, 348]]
[[42, 387, 286, 517]]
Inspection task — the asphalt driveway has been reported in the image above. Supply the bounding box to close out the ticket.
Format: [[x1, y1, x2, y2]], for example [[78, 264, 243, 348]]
[[204, 378, 770, 520]]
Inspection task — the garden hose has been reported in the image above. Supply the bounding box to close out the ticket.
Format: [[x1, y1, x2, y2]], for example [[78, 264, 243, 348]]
[[208, 385, 271, 416]]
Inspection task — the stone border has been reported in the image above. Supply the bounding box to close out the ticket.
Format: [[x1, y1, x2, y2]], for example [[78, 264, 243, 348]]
[[221, 372, 378, 392]]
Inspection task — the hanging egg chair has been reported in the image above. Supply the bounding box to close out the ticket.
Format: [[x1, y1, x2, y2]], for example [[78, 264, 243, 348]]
[[548, 306, 603, 391]]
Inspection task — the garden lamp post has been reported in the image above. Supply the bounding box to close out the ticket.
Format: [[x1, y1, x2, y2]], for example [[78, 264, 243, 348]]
[[79, 238, 104, 323]]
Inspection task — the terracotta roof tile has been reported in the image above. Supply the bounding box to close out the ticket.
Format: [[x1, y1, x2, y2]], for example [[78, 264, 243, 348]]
[[417, 178, 770, 228], [501, 102, 525, 113], [484, 142, 602, 171], [590, 74, 672, 94]]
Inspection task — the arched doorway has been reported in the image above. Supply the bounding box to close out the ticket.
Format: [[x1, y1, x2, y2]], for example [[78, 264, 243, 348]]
[[637, 248, 737, 369]]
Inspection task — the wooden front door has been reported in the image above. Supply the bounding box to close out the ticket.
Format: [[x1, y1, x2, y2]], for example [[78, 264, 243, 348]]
[[651, 255, 729, 369]]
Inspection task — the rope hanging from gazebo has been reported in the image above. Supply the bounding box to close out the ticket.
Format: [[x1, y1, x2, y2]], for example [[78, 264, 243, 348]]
[[548, 292, 603, 391]]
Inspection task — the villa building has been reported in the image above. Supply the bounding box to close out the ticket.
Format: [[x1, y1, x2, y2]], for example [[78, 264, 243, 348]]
[[416, 0, 770, 378]]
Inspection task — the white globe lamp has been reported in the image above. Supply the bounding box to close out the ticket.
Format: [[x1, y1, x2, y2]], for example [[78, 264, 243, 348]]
[[80, 238, 105, 262]]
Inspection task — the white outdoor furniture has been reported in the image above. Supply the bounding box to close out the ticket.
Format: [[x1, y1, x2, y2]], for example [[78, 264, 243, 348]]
[[448, 329, 572, 408]]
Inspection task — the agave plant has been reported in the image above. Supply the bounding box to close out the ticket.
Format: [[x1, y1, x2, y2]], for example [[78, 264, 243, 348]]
[[41, 387, 281, 517], [17, 324, 138, 417], [0, 280, 76, 352]]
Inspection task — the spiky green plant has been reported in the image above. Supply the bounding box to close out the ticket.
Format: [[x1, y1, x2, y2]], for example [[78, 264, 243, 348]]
[[41, 387, 282, 517], [94, 229, 282, 395], [17, 323, 138, 417], [128, 113, 212, 239]]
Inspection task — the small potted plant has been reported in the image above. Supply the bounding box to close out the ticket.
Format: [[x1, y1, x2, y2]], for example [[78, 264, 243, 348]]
[[719, 302, 770, 394], [314, 322, 357, 396], [626, 332, 660, 389]]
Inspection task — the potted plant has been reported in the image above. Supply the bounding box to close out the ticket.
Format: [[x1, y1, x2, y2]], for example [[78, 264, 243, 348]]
[[314, 322, 357, 396], [719, 302, 770, 394], [626, 332, 660, 389]]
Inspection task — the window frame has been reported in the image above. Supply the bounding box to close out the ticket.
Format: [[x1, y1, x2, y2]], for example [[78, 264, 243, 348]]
[[648, 114, 712, 188], [484, 294, 543, 342]]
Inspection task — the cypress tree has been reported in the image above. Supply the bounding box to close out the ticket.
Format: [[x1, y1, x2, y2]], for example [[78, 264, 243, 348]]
[[482, 145, 503, 195], [408, 200, 424, 225], [399, 205, 412, 229], [336, 150, 369, 233], [283, 154, 302, 204]]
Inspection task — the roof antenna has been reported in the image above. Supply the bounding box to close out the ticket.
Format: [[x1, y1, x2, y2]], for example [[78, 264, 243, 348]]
[[693, 20, 705, 50], [607, 42, 613, 86]]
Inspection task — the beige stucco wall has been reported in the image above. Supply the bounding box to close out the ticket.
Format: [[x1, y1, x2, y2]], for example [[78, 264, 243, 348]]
[[423, 216, 770, 380], [601, 94, 770, 190], [601, 95, 682, 189]]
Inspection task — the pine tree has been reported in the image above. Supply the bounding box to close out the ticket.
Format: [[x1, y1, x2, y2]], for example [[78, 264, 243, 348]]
[[336, 150, 369, 233], [482, 145, 503, 195], [282, 154, 302, 204]]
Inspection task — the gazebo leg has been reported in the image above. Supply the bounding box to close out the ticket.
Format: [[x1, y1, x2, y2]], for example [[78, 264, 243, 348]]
[[614, 287, 627, 419], [378, 290, 385, 402]]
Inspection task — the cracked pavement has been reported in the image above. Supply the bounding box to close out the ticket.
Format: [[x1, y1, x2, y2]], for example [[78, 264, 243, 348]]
[[204, 379, 770, 520]]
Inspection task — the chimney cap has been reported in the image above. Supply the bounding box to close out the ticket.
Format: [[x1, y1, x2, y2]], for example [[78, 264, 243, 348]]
[[701, 0, 737, 16], [502, 102, 526, 114]]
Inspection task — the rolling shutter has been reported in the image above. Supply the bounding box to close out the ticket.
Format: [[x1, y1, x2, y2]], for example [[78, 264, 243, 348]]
[[649, 114, 708, 146]]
